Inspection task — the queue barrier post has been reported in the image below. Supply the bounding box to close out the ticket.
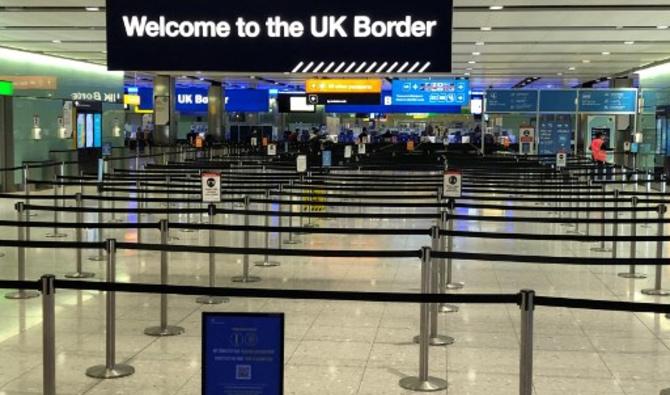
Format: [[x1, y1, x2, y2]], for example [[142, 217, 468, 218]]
[[414, 227, 454, 346], [611, 189, 620, 261], [232, 196, 261, 283], [86, 239, 135, 379], [567, 175, 583, 235], [439, 210, 459, 314], [519, 289, 535, 395], [590, 185, 611, 253], [181, 174, 196, 233], [144, 219, 185, 336], [618, 197, 647, 279], [41, 275, 56, 395], [196, 204, 229, 304], [65, 193, 95, 279], [399, 246, 448, 392], [585, 179, 592, 238], [445, 199, 464, 291], [23, 164, 36, 218], [642, 205, 670, 296], [642, 171, 653, 229], [89, 188, 106, 262], [662, 174, 667, 194], [255, 190, 280, 267], [277, 185, 283, 250], [45, 173, 67, 238], [284, 180, 301, 245], [5, 202, 40, 299]]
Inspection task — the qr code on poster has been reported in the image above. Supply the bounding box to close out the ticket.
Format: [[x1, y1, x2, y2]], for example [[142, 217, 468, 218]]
[[236, 364, 252, 380]]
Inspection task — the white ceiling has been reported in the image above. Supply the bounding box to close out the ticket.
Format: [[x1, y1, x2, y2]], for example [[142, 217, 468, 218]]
[[0, 0, 669, 89]]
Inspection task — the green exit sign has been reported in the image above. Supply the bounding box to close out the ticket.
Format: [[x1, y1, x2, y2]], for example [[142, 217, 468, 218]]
[[0, 80, 13, 96]]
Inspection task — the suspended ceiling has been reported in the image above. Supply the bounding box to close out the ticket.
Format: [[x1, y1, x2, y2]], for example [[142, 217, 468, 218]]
[[0, 0, 669, 89]]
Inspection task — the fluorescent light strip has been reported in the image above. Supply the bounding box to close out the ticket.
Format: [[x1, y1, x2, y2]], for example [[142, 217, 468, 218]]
[[344, 62, 357, 73], [386, 62, 399, 73], [334, 62, 347, 73], [407, 61, 421, 73], [397, 62, 410, 73], [355, 62, 367, 73], [323, 61, 336, 73], [365, 62, 378, 73], [312, 61, 325, 73], [302, 61, 315, 73], [376, 62, 388, 73], [291, 61, 305, 73], [418, 62, 431, 73]]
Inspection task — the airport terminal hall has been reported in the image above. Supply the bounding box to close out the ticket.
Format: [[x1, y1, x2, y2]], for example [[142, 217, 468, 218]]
[[5, 1, 670, 395]]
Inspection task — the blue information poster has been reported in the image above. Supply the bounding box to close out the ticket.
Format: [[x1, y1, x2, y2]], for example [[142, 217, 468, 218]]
[[391, 79, 469, 106], [322, 150, 332, 168], [485, 90, 538, 113], [578, 90, 637, 113], [539, 90, 577, 113], [538, 114, 573, 161], [93, 114, 102, 147], [203, 313, 284, 395]]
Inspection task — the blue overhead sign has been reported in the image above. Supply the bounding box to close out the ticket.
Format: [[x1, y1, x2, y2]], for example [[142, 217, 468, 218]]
[[578, 89, 637, 113], [539, 90, 577, 113], [226, 89, 270, 112], [538, 114, 573, 160], [485, 90, 538, 113], [203, 313, 284, 395], [392, 79, 469, 106], [176, 86, 209, 113]]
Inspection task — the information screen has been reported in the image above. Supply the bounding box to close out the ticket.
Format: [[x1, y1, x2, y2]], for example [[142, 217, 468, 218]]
[[578, 90, 637, 113], [85, 114, 94, 148], [392, 79, 469, 106], [485, 90, 538, 113], [203, 313, 284, 395], [106, 0, 454, 73]]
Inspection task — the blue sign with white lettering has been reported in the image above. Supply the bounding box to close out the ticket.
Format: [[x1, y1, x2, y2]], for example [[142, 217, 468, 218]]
[[392, 79, 469, 106], [203, 313, 284, 395], [578, 89, 637, 113], [539, 90, 577, 113], [538, 114, 573, 161], [485, 90, 538, 113], [176, 86, 210, 113], [322, 151, 332, 167]]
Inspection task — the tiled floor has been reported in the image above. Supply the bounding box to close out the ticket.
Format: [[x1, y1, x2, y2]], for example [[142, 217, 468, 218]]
[[0, 177, 670, 394]]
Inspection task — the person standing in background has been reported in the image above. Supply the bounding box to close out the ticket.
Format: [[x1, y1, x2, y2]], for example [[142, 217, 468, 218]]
[[590, 132, 607, 181]]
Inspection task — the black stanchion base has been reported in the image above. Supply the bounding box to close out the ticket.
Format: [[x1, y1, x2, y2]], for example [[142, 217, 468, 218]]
[[5, 290, 41, 300], [144, 325, 185, 337], [231, 276, 262, 283], [86, 364, 135, 379], [412, 334, 455, 347], [65, 272, 95, 279], [196, 296, 229, 305], [399, 376, 448, 392], [618, 272, 647, 279], [641, 289, 670, 297]]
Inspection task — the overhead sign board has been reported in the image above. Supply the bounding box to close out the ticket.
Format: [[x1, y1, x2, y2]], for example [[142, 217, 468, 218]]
[[539, 90, 577, 113], [0, 80, 13, 96], [202, 313, 284, 395], [201, 172, 222, 203], [106, 0, 454, 73], [306, 79, 382, 94], [443, 170, 462, 198], [391, 79, 469, 106], [578, 89, 637, 114], [485, 90, 538, 113]]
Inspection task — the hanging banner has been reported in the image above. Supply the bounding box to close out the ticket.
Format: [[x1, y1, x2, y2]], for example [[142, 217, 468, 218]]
[[201, 172, 222, 203], [106, 0, 454, 73]]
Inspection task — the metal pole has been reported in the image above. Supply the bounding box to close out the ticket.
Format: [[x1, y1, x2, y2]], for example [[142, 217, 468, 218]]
[[399, 246, 448, 392], [591, 185, 611, 252], [256, 190, 280, 267], [5, 203, 40, 299], [585, 179, 592, 237], [414, 227, 453, 346], [618, 197, 646, 279], [642, 171, 653, 228], [277, 185, 283, 250], [65, 193, 95, 278], [285, 180, 300, 245], [445, 199, 464, 291], [611, 189, 620, 261], [86, 239, 135, 378], [46, 173, 67, 238], [40, 275, 56, 395], [642, 205, 670, 296], [439, 209, 459, 314], [144, 219, 185, 336], [196, 204, 229, 305], [89, 193, 105, 262], [232, 196, 261, 283], [519, 289, 535, 395]]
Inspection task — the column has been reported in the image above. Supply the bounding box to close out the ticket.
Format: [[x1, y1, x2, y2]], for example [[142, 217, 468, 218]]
[[153, 75, 178, 145], [0, 96, 15, 192], [208, 82, 224, 140]]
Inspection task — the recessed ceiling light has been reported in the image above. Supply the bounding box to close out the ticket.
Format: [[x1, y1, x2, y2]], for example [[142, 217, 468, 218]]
[[480, 27, 492, 31], [464, 72, 471, 76], [624, 41, 635, 45], [468, 60, 477, 64], [601, 51, 611, 55], [568, 67, 576, 71], [475, 41, 485, 46], [557, 72, 563, 76], [489, 5, 504, 10], [51, 40, 61, 43], [582, 59, 591, 63], [472, 52, 481, 56], [657, 25, 669, 30], [85, 7, 100, 11]]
